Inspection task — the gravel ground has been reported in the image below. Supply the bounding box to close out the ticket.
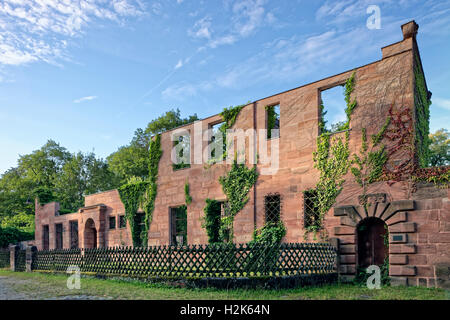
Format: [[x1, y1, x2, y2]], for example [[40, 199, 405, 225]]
[[0, 276, 111, 300]]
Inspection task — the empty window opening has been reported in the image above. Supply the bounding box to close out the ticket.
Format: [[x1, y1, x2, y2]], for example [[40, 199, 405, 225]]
[[55, 223, 63, 249], [303, 189, 320, 229], [69, 221, 79, 249], [133, 212, 145, 247], [119, 215, 126, 229], [173, 133, 191, 170], [266, 105, 280, 139], [170, 206, 188, 246], [209, 122, 225, 161], [265, 194, 281, 224], [320, 85, 347, 134], [42, 225, 49, 251], [109, 216, 116, 229], [203, 200, 227, 243]]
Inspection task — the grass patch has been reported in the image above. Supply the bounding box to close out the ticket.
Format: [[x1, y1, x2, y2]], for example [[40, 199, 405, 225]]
[[0, 270, 448, 300]]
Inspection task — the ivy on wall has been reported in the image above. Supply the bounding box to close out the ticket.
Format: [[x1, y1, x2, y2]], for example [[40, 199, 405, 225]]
[[414, 54, 432, 168], [218, 160, 258, 243], [184, 181, 192, 205], [118, 134, 162, 247], [351, 118, 390, 197], [413, 166, 450, 188], [309, 72, 357, 233], [202, 199, 222, 244]]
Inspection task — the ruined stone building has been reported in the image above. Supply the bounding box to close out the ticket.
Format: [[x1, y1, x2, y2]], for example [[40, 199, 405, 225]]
[[34, 21, 450, 287]]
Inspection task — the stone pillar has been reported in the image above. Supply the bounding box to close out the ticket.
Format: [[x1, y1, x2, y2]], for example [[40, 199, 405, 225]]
[[26, 246, 37, 272], [9, 245, 19, 272], [329, 238, 340, 276]]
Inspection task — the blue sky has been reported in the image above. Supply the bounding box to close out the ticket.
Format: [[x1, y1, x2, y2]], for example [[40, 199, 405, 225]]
[[0, 0, 449, 174]]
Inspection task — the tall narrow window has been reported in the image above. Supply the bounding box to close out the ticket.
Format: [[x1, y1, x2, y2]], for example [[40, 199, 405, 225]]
[[119, 215, 126, 228], [264, 194, 281, 223], [170, 206, 187, 246], [266, 104, 280, 139], [69, 221, 79, 249], [209, 122, 225, 162], [319, 86, 347, 134], [303, 189, 320, 229], [109, 216, 116, 229], [172, 133, 191, 170], [42, 225, 49, 251], [55, 223, 63, 249]]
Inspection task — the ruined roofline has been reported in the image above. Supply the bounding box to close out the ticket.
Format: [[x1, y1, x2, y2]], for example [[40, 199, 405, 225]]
[[158, 20, 419, 137]]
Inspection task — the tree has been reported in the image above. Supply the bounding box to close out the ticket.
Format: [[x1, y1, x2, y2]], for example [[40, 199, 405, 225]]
[[54, 152, 119, 212], [108, 109, 198, 184], [428, 128, 450, 167], [107, 129, 151, 184], [145, 108, 198, 136]]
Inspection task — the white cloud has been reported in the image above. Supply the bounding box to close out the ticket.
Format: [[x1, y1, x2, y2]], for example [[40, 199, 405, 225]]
[[189, 0, 275, 50], [0, 0, 145, 66], [165, 21, 402, 101], [174, 59, 183, 69], [73, 96, 98, 103], [188, 16, 212, 39], [232, 0, 268, 37], [433, 98, 450, 111], [177, 0, 184, 4]]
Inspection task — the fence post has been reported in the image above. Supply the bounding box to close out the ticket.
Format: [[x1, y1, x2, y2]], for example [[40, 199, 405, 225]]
[[329, 238, 340, 277], [9, 245, 19, 272], [26, 246, 37, 272]]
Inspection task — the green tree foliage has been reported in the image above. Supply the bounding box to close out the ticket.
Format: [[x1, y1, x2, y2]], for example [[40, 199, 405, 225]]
[[54, 152, 119, 212], [108, 109, 198, 184], [428, 128, 450, 167], [145, 108, 198, 136], [0, 212, 34, 234]]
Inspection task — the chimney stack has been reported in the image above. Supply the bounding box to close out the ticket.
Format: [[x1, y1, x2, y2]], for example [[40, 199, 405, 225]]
[[401, 20, 419, 40]]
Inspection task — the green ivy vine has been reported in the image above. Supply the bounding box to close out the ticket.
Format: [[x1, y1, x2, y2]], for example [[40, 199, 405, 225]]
[[351, 117, 390, 199], [218, 160, 258, 243], [184, 181, 192, 205], [202, 199, 222, 244], [118, 134, 162, 247], [414, 54, 431, 168], [309, 72, 357, 235]]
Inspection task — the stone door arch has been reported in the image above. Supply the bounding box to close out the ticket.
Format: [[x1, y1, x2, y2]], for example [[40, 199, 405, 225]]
[[333, 195, 417, 285], [84, 218, 97, 249], [356, 217, 388, 268]]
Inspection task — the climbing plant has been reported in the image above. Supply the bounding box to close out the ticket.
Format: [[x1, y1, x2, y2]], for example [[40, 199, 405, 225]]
[[351, 118, 390, 198], [218, 160, 258, 243], [214, 104, 247, 162], [414, 54, 431, 168], [202, 199, 222, 244], [184, 181, 192, 205], [308, 73, 357, 234], [118, 134, 162, 247]]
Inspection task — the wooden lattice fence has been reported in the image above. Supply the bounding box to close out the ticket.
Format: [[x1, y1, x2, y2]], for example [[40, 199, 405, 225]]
[[0, 248, 10, 269], [31, 243, 337, 278]]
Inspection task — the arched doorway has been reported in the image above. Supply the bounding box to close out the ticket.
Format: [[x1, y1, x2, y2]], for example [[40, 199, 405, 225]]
[[84, 218, 97, 249], [357, 217, 388, 268]]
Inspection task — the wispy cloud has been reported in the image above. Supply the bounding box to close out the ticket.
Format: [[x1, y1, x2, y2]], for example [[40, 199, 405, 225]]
[[315, 0, 415, 25], [188, 16, 212, 39], [164, 20, 402, 101], [433, 98, 450, 111], [190, 0, 276, 51], [73, 96, 98, 103], [0, 0, 145, 66]]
